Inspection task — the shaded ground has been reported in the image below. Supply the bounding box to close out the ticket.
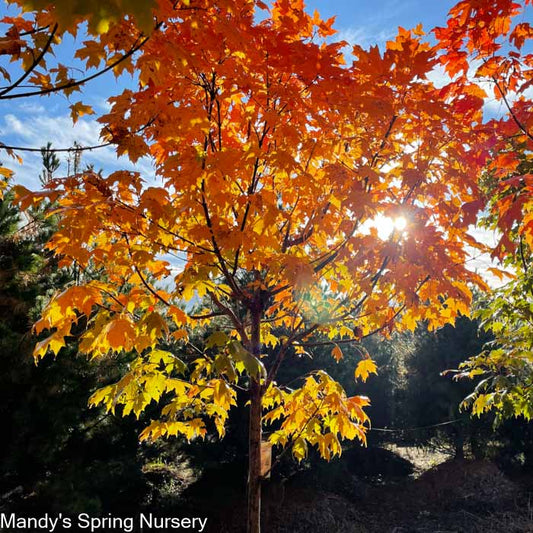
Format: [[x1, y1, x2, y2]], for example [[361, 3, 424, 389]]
[[178, 448, 533, 533], [359, 459, 531, 532]]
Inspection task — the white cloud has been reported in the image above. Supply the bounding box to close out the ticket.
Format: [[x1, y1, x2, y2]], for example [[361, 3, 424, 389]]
[[426, 64, 451, 88], [335, 26, 397, 60], [0, 105, 156, 189], [17, 102, 46, 114], [91, 96, 112, 113], [4, 114, 27, 136], [426, 59, 533, 121]]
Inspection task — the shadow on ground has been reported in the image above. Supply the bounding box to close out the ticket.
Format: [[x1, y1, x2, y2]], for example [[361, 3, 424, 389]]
[[177, 447, 533, 533]]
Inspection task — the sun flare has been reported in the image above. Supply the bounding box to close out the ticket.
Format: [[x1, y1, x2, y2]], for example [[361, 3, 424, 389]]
[[372, 215, 408, 240]]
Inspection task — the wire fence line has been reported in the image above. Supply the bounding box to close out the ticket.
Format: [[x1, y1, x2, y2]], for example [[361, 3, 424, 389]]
[[370, 418, 465, 434]]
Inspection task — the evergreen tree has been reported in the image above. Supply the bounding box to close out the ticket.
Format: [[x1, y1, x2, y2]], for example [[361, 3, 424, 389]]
[[400, 315, 492, 458], [0, 154, 151, 515]]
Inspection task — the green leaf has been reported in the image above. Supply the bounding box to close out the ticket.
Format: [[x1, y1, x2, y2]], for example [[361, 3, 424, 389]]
[[206, 330, 230, 349], [228, 340, 266, 379]]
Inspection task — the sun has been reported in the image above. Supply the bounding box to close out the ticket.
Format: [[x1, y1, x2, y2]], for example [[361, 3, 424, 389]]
[[372, 214, 408, 240], [394, 216, 407, 231]]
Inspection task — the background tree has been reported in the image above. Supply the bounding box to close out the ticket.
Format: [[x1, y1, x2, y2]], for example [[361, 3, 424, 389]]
[[39, 142, 60, 186], [401, 316, 492, 458], [0, 151, 160, 516], [429, 0, 533, 429], [457, 158, 533, 421]]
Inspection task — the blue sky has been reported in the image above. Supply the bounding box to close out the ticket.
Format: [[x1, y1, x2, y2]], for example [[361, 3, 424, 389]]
[[306, 0, 457, 47]]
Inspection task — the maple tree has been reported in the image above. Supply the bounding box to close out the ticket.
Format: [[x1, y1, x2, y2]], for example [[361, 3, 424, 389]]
[[1, 0, 513, 531], [434, 0, 533, 422], [435, 0, 533, 259], [457, 155, 533, 421]]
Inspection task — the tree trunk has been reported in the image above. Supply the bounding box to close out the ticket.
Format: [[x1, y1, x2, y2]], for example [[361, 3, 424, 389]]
[[454, 429, 465, 460], [247, 308, 262, 533], [247, 379, 262, 533], [450, 406, 464, 459]]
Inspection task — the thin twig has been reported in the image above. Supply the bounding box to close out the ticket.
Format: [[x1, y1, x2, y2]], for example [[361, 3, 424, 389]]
[[0, 23, 161, 100], [0, 23, 58, 98]]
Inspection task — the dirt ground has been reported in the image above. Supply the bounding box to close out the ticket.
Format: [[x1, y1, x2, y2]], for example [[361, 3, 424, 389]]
[[262, 455, 533, 533], [358, 458, 533, 532], [190, 447, 533, 533]]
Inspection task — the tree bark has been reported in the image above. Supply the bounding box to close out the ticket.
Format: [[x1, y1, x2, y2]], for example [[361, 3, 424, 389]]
[[247, 309, 263, 533], [450, 406, 464, 459], [247, 378, 262, 533]]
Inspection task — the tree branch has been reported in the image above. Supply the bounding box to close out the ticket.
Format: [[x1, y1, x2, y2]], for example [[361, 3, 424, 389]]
[[0, 24, 161, 100], [0, 141, 112, 153], [0, 23, 58, 98], [208, 291, 249, 345], [492, 76, 533, 143]]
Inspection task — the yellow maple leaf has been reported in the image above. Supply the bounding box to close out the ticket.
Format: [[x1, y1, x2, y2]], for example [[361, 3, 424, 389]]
[[34, 334, 66, 361], [354, 359, 378, 383]]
